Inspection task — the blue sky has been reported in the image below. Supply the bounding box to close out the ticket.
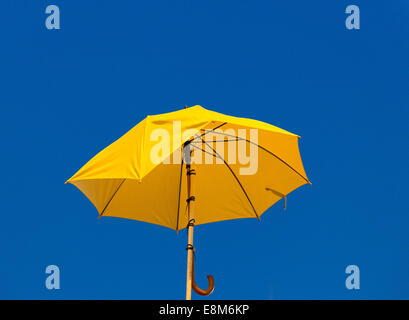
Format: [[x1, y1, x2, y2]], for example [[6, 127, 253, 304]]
[[1, 0, 408, 299]]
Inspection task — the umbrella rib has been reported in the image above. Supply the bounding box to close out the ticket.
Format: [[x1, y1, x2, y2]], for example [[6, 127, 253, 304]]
[[191, 139, 240, 143], [191, 122, 227, 142], [202, 130, 310, 184], [99, 178, 126, 218], [190, 143, 218, 158], [175, 157, 184, 232], [200, 138, 260, 220]]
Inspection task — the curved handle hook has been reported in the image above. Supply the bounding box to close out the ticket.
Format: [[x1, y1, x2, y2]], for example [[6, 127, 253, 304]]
[[192, 262, 215, 296]]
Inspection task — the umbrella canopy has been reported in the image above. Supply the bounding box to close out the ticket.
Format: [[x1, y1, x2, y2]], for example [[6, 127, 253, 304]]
[[66, 105, 310, 299], [66, 105, 310, 230]]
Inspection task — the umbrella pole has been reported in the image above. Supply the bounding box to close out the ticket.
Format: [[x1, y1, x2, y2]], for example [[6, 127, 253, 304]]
[[183, 140, 215, 299], [185, 142, 195, 300]]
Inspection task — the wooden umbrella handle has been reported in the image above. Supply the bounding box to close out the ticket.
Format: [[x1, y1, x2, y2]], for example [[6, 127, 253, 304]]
[[192, 262, 215, 296]]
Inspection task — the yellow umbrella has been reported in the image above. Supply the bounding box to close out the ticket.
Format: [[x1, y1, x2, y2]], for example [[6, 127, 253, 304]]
[[66, 105, 310, 299]]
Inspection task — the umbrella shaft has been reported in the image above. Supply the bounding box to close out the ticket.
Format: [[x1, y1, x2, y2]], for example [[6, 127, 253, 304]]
[[185, 144, 195, 300], [186, 221, 194, 300]]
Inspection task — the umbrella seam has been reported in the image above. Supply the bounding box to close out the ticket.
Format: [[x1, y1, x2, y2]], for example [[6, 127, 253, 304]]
[[99, 178, 126, 218]]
